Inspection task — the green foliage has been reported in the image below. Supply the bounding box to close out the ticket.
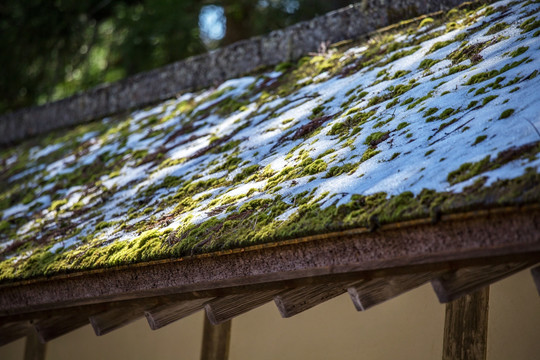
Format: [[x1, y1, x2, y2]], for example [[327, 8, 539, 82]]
[[1, 0, 353, 114]]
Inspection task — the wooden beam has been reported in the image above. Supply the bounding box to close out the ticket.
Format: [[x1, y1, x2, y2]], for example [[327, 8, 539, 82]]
[[24, 329, 47, 360], [33, 313, 89, 343], [89, 304, 145, 336], [432, 262, 532, 303], [442, 287, 489, 360], [348, 272, 434, 311], [205, 289, 281, 325], [274, 282, 352, 318], [0, 321, 31, 346], [145, 297, 212, 330], [531, 265, 540, 296], [200, 316, 231, 360]]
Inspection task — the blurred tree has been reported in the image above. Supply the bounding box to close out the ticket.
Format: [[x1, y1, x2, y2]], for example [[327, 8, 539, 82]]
[[0, 0, 352, 114]]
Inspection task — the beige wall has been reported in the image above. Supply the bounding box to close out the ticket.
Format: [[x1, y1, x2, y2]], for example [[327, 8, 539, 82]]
[[1, 269, 539, 360]]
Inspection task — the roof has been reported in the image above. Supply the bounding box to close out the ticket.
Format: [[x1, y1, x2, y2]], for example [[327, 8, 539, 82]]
[[0, 0, 539, 343]]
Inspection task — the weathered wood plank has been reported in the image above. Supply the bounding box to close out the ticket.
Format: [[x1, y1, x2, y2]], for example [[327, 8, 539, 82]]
[[531, 265, 540, 296], [348, 272, 434, 311], [0, 321, 31, 346], [89, 304, 145, 336], [145, 297, 212, 330], [24, 329, 47, 360], [205, 289, 281, 325], [33, 313, 89, 343], [443, 287, 489, 360], [432, 262, 532, 303], [274, 282, 353, 318], [200, 316, 231, 360]]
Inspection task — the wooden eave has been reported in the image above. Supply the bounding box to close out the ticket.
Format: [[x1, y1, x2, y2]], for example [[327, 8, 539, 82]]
[[0, 205, 539, 344]]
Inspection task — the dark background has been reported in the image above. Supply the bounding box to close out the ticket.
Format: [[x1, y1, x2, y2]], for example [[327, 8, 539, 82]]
[[0, 0, 354, 114]]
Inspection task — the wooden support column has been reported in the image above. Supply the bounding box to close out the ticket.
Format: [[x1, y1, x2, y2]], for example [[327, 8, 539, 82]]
[[24, 328, 47, 360], [442, 287, 489, 360], [200, 315, 231, 360]]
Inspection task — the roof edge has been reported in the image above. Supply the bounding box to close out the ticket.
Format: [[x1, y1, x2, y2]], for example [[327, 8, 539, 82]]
[[1, 205, 538, 316], [0, 0, 475, 145]]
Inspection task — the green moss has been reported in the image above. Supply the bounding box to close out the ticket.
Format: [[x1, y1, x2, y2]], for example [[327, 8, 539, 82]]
[[0, 221, 10, 233], [364, 131, 389, 146], [486, 22, 509, 35], [447, 64, 471, 76], [467, 100, 479, 109], [302, 159, 327, 176], [499, 109, 515, 119], [232, 165, 259, 183], [418, 17, 434, 28], [424, 107, 439, 117], [361, 148, 381, 162], [482, 95, 498, 105], [396, 122, 409, 131], [472, 135, 487, 146], [425, 149, 435, 156], [324, 162, 359, 178], [447, 141, 540, 184], [386, 98, 399, 109], [519, 17, 540, 33], [438, 118, 458, 131], [50, 199, 68, 211], [428, 40, 454, 53], [440, 108, 455, 119], [391, 70, 411, 79], [465, 58, 529, 85], [509, 46, 529, 58]]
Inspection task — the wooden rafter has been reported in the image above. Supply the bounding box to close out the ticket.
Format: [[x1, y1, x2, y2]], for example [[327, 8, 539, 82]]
[[205, 289, 281, 325], [89, 304, 146, 336], [145, 297, 212, 330], [33, 313, 89, 343], [348, 272, 435, 311], [274, 281, 353, 318], [0, 321, 31, 346], [431, 262, 533, 303]]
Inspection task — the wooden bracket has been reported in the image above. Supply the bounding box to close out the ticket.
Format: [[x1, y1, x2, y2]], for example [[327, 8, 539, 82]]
[[89, 305, 145, 336], [33, 313, 89, 343], [432, 262, 532, 303], [274, 281, 352, 318], [348, 272, 434, 311], [145, 297, 212, 330], [205, 289, 281, 325], [0, 321, 31, 346]]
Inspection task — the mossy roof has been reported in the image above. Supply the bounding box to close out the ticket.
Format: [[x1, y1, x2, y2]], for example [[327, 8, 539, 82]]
[[1, 0, 539, 282]]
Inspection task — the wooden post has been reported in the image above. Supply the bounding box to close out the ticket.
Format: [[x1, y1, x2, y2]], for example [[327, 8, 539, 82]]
[[442, 287, 489, 360], [200, 315, 231, 360], [24, 329, 47, 360]]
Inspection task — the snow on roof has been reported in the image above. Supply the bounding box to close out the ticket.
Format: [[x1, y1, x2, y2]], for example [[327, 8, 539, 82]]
[[0, 0, 539, 281]]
